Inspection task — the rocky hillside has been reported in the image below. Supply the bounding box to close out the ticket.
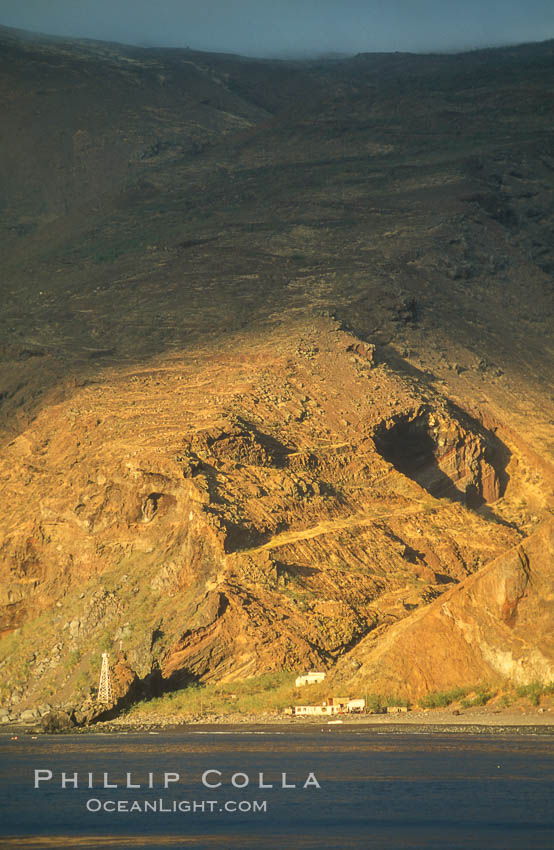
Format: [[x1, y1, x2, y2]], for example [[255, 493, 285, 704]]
[[0, 27, 552, 721], [333, 523, 554, 698]]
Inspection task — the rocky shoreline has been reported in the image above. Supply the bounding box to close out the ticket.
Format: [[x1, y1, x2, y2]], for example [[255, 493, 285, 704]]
[[99, 707, 554, 733], [3, 705, 553, 736]]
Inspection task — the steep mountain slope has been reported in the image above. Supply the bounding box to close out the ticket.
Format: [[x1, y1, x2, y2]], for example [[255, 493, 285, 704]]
[[0, 27, 552, 718], [333, 522, 554, 698]]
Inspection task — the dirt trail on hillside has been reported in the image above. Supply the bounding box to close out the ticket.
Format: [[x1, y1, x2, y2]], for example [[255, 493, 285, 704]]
[[240, 504, 442, 555]]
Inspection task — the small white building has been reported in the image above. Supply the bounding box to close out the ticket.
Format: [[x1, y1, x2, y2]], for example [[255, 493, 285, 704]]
[[293, 703, 340, 716], [295, 671, 326, 687], [347, 698, 366, 713]]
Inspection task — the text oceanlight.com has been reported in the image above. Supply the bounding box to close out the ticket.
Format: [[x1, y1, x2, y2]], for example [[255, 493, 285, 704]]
[[85, 798, 268, 814]]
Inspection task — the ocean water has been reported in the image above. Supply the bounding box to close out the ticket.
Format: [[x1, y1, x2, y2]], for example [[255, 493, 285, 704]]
[[1, 725, 553, 849]]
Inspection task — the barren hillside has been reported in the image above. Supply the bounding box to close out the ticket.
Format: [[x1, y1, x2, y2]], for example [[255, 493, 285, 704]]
[[0, 26, 552, 719]]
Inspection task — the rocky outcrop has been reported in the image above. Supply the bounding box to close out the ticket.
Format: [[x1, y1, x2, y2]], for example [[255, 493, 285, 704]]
[[41, 709, 76, 733], [373, 407, 504, 506]]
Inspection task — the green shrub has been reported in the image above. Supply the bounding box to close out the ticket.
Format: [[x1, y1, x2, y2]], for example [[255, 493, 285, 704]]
[[99, 634, 113, 652], [419, 686, 471, 709], [384, 694, 409, 707], [127, 672, 298, 718], [515, 681, 554, 706], [67, 650, 81, 669], [460, 686, 495, 708], [366, 693, 385, 714]]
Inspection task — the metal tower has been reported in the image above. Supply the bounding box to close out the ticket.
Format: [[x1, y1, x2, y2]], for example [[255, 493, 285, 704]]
[[97, 652, 113, 704]]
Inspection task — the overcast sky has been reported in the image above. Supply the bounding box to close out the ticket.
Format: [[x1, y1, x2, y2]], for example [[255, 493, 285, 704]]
[[0, 0, 552, 56]]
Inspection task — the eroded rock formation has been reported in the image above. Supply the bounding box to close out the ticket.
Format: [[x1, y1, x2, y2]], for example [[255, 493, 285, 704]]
[[334, 522, 554, 697], [373, 408, 504, 506]]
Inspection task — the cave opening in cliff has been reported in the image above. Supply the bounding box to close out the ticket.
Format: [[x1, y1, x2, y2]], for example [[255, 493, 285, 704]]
[[373, 414, 473, 504]]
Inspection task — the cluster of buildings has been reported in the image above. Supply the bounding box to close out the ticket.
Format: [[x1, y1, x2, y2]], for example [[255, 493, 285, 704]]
[[292, 696, 366, 716], [289, 671, 408, 716], [291, 671, 366, 716]]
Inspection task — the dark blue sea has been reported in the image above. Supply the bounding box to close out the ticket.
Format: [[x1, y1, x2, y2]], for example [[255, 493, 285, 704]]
[[1, 725, 553, 849]]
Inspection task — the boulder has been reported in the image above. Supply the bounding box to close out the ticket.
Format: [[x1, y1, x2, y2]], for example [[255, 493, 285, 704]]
[[20, 708, 39, 722], [41, 710, 76, 733]]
